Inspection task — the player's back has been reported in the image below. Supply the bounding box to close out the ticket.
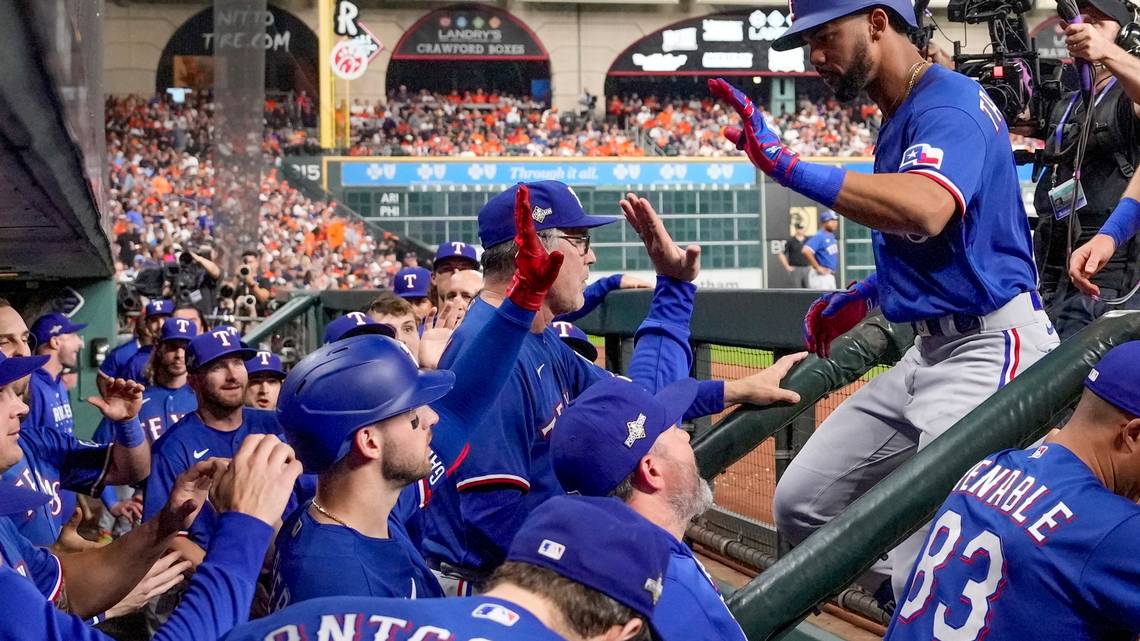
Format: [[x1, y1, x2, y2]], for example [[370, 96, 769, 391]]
[[221, 594, 564, 641], [886, 444, 1140, 641]]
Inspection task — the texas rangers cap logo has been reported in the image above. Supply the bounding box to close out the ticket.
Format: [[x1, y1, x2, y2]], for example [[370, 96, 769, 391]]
[[532, 205, 552, 223], [625, 413, 647, 448]]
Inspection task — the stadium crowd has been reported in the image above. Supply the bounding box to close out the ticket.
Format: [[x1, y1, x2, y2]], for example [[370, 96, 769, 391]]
[[345, 88, 881, 158], [106, 94, 409, 312]]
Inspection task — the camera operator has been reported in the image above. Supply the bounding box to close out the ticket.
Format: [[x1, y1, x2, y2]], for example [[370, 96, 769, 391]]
[[238, 250, 272, 309], [1033, 0, 1140, 338]]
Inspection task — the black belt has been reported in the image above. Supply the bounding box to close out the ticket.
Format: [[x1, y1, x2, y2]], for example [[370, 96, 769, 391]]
[[911, 292, 1042, 338], [428, 559, 491, 586]]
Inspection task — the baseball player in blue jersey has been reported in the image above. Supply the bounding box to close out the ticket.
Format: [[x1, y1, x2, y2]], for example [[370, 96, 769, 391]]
[[802, 210, 839, 290], [143, 326, 302, 565], [100, 299, 173, 384], [27, 313, 86, 435], [431, 240, 480, 288], [554, 376, 819, 641], [0, 305, 150, 547], [710, 0, 1060, 601], [269, 185, 564, 609], [96, 317, 198, 445], [0, 372, 304, 641], [244, 351, 285, 411], [886, 341, 1140, 640], [226, 495, 669, 641], [421, 180, 807, 590], [119, 300, 175, 386]]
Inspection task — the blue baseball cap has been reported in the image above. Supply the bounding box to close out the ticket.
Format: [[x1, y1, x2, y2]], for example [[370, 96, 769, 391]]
[[552, 321, 598, 362], [323, 312, 396, 345], [1085, 341, 1140, 417], [434, 241, 479, 270], [30, 312, 87, 348], [394, 267, 431, 299], [186, 326, 257, 372], [773, 0, 919, 51], [478, 181, 618, 248], [0, 351, 48, 389], [507, 495, 670, 628], [552, 376, 699, 497], [820, 210, 838, 223], [159, 317, 197, 343], [145, 299, 175, 318], [246, 351, 286, 380]]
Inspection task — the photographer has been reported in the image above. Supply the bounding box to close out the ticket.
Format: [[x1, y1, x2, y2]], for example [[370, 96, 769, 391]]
[[1033, 0, 1140, 338], [238, 250, 272, 310]]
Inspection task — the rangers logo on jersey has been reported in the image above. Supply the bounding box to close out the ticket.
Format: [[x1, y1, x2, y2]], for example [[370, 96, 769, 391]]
[[899, 144, 945, 171]]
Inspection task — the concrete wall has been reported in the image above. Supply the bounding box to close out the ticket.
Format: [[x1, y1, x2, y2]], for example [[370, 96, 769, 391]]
[[103, 1, 1057, 112]]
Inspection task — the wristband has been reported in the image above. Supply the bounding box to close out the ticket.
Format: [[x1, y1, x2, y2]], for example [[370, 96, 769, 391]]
[[1100, 197, 1140, 248], [788, 161, 846, 208], [113, 417, 145, 449]]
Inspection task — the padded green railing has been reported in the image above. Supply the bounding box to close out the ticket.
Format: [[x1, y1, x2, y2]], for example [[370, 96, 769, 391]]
[[725, 310, 1140, 640], [692, 314, 912, 480]]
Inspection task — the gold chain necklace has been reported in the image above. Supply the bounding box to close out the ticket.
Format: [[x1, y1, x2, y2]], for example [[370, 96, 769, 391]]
[[310, 498, 351, 529], [888, 61, 930, 116]]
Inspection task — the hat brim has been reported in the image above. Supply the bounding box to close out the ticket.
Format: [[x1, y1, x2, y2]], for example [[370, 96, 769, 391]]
[[563, 337, 599, 362], [655, 378, 700, 431], [341, 323, 396, 340], [0, 483, 52, 517], [248, 369, 287, 380], [1086, 0, 1133, 25], [0, 355, 48, 388], [191, 348, 258, 372], [558, 214, 620, 232], [397, 291, 431, 300]]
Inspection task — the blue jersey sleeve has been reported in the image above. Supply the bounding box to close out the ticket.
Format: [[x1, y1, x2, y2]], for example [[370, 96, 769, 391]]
[[804, 234, 826, 255], [431, 299, 535, 468], [554, 274, 622, 323], [0, 513, 272, 641], [1, 519, 62, 601], [20, 428, 110, 496], [143, 445, 183, 523], [898, 106, 988, 216], [1078, 514, 1140, 630]]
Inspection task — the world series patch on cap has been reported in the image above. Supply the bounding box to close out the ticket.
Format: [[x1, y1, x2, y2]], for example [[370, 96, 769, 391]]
[[478, 181, 618, 248], [552, 376, 699, 497], [507, 495, 670, 633]]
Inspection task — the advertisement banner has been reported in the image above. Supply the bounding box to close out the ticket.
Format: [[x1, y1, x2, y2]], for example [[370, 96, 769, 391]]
[[340, 160, 756, 188], [392, 3, 547, 61]]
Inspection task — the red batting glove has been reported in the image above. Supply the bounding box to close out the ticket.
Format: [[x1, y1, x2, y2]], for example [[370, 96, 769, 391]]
[[506, 185, 565, 312], [803, 275, 879, 358]]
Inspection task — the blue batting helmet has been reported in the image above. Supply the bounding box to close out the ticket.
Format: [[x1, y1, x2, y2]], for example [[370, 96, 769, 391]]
[[275, 334, 456, 474]]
